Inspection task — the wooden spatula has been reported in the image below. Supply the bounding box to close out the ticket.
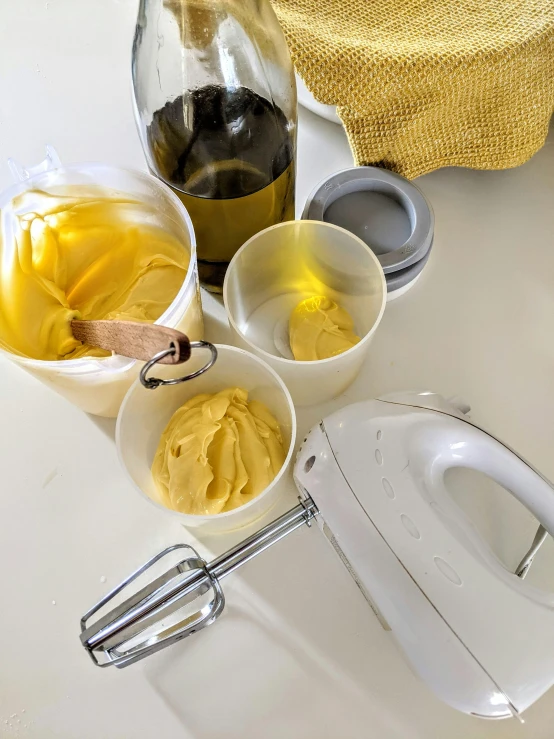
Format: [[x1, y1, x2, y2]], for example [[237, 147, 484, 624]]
[[71, 319, 191, 364]]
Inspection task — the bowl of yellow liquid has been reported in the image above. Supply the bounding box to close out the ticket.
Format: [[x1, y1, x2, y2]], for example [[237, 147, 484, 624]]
[[0, 147, 203, 416], [116, 345, 296, 533], [223, 220, 386, 405]]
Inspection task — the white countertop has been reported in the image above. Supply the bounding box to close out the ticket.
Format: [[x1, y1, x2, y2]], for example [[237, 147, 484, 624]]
[[1, 1, 554, 737]]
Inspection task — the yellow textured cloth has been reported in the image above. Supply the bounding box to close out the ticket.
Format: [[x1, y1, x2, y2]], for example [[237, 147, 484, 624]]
[[271, 0, 554, 178]]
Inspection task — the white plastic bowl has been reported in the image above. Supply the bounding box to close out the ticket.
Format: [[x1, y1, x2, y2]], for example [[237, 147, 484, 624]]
[[116, 344, 296, 533], [0, 147, 203, 417]]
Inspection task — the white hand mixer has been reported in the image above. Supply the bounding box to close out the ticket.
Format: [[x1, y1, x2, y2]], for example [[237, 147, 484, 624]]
[[80, 392, 554, 720]]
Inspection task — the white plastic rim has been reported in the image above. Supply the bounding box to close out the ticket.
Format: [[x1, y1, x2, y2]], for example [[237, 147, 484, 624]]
[[116, 344, 297, 533], [0, 159, 203, 417], [223, 220, 387, 406]]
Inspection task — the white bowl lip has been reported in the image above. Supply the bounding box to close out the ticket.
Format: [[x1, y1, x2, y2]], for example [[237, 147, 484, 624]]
[[115, 343, 298, 523], [0, 162, 197, 375], [222, 220, 387, 366]]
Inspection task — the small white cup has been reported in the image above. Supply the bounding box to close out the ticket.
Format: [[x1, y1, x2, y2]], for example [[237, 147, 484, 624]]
[[116, 344, 296, 533], [223, 220, 387, 406]]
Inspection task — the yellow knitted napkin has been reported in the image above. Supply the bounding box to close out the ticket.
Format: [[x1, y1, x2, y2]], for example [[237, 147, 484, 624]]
[[271, 0, 554, 178]]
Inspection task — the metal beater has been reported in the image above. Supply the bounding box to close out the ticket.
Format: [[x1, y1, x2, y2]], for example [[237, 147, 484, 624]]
[[81, 497, 317, 668]]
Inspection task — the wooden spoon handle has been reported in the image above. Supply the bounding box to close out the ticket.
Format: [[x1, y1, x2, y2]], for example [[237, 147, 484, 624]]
[[71, 320, 191, 365]]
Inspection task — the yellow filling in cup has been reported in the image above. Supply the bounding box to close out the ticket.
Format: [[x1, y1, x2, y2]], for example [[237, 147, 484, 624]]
[[152, 387, 286, 515], [289, 295, 360, 361]]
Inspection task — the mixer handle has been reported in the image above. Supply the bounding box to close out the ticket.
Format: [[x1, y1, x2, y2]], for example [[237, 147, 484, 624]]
[[418, 415, 554, 580], [441, 422, 554, 539]]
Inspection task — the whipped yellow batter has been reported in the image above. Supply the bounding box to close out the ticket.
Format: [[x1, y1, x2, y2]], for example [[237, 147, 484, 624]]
[[289, 295, 361, 361], [152, 388, 286, 515], [0, 189, 190, 361]]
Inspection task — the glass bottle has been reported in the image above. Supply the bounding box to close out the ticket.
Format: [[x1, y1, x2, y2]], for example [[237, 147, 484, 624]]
[[132, 0, 297, 293]]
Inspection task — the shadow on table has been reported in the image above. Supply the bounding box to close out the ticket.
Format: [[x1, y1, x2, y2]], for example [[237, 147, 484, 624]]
[[87, 413, 117, 441]]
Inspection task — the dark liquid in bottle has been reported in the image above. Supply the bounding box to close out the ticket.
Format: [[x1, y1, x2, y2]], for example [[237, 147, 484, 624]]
[[147, 86, 295, 292]]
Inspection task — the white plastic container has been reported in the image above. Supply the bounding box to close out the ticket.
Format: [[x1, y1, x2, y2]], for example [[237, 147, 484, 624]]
[[223, 220, 386, 406], [0, 147, 203, 417], [116, 344, 296, 533]]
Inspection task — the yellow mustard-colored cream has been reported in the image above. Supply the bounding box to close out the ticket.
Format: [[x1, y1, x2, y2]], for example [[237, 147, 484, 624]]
[[152, 388, 286, 515], [289, 295, 361, 361], [0, 189, 190, 361]]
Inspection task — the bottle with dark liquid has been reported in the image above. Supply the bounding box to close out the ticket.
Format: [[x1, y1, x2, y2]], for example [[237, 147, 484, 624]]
[[132, 0, 297, 292]]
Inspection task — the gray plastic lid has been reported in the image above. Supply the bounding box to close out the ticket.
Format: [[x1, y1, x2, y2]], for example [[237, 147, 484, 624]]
[[302, 167, 434, 276]]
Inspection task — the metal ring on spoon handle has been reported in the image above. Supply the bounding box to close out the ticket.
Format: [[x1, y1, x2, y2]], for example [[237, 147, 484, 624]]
[[139, 341, 218, 389]]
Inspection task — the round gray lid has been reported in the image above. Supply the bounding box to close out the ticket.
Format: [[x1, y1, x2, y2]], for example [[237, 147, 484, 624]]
[[302, 167, 434, 275]]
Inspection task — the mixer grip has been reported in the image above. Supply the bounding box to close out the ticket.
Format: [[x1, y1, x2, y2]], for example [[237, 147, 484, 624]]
[[428, 421, 554, 541]]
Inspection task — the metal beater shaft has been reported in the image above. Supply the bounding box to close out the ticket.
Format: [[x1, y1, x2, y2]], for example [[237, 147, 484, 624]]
[[81, 497, 318, 666]]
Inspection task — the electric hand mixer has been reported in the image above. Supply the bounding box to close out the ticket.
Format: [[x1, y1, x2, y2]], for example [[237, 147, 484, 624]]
[[80, 392, 554, 720]]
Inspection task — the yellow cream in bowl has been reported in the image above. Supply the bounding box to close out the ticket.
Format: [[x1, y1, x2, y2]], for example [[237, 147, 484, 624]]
[[0, 189, 190, 361], [289, 295, 361, 361], [152, 387, 286, 515]]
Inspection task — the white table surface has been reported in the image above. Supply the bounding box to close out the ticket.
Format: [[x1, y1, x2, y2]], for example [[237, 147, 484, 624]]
[[2, 1, 554, 737]]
